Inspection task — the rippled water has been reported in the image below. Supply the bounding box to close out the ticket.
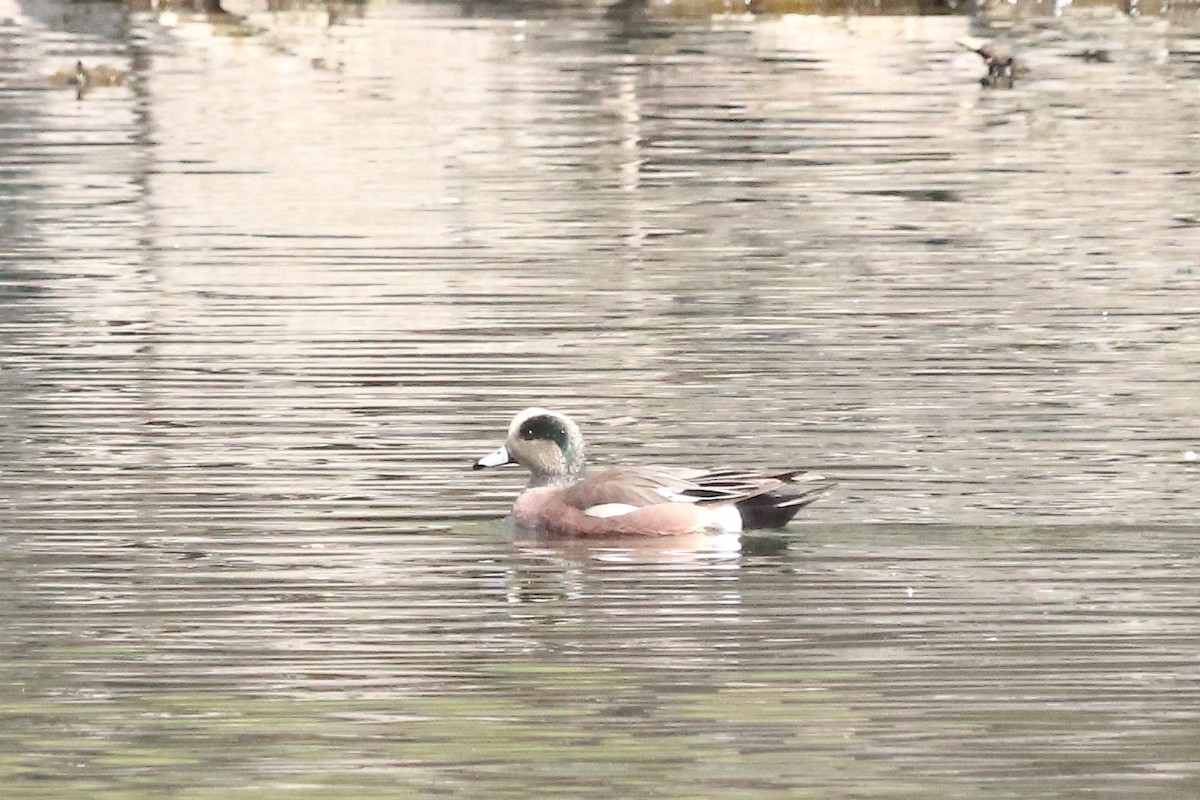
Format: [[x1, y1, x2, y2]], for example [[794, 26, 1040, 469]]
[[2, 0, 1199, 797]]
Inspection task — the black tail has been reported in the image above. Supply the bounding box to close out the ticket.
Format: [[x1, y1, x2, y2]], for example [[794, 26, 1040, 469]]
[[735, 474, 835, 530]]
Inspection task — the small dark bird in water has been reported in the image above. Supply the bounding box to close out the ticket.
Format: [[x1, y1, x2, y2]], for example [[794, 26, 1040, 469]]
[[957, 37, 1027, 89], [51, 61, 127, 98]]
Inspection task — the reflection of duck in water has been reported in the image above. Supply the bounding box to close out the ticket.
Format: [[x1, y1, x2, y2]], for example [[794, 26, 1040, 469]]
[[957, 37, 1026, 89], [51, 61, 127, 97]]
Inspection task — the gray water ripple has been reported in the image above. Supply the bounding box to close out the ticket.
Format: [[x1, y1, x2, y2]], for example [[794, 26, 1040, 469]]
[[3, 2, 1200, 798]]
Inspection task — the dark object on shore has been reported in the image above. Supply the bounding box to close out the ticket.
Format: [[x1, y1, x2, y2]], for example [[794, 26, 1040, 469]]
[[604, 0, 651, 21], [957, 37, 1027, 89]]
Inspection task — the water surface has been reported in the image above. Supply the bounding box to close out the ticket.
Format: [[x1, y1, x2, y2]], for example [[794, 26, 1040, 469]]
[[1, 0, 1198, 797]]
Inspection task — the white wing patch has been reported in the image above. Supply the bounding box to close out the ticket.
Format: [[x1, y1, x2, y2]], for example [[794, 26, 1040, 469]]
[[583, 503, 640, 519], [700, 504, 743, 533]]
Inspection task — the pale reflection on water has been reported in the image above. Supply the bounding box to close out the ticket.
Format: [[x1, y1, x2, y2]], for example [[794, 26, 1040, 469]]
[[1, 0, 1199, 797]]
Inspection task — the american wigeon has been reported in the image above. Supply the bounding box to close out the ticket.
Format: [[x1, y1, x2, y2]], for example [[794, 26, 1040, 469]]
[[473, 408, 834, 537]]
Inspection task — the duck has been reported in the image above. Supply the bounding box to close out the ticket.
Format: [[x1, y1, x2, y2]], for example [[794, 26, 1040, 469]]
[[473, 407, 833, 537], [51, 61, 127, 91], [957, 37, 1028, 89]]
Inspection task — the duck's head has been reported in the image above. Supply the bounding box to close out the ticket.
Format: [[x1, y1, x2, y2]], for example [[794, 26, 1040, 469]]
[[474, 407, 585, 486]]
